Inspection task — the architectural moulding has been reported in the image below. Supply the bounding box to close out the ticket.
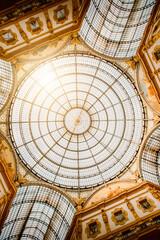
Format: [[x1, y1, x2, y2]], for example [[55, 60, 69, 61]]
[[152, 45, 160, 63], [66, 181, 160, 240], [15, 22, 29, 42], [0, 29, 18, 46], [75, 218, 82, 240], [0, 0, 91, 61], [137, 0, 160, 102], [26, 17, 43, 35], [111, 208, 129, 226], [124, 198, 139, 220], [53, 5, 69, 24], [85, 218, 101, 239], [44, 10, 53, 33], [0, 155, 17, 231], [101, 208, 111, 233], [137, 196, 156, 213], [148, 187, 160, 202]]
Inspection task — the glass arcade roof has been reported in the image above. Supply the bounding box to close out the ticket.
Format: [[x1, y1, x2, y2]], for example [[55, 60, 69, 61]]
[[1, 185, 75, 239], [0, 59, 13, 111], [141, 125, 160, 185], [80, 0, 155, 59], [9, 54, 145, 189]]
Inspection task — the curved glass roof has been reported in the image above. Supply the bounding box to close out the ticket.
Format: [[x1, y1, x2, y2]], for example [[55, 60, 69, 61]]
[[79, 0, 155, 59], [9, 54, 144, 189], [1, 185, 76, 240], [0, 59, 13, 111], [141, 125, 160, 185]]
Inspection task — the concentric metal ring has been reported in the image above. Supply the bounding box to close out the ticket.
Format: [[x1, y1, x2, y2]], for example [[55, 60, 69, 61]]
[[64, 108, 91, 135]]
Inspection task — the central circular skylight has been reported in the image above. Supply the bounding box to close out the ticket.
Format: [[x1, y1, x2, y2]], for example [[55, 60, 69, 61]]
[[9, 54, 144, 189], [64, 108, 91, 134]]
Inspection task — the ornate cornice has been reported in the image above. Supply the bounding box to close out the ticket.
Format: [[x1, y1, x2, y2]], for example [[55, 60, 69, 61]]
[[0, 0, 53, 26]]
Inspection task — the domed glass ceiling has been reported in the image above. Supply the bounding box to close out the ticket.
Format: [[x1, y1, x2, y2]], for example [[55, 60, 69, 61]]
[[9, 54, 144, 189], [80, 0, 155, 58]]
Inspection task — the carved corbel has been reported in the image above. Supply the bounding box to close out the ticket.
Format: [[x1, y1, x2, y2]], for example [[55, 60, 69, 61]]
[[70, 33, 82, 45], [44, 11, 53, 33], [73, 197, 85, 210], [14, 172, 28, 187], [148, 187, 160, 202], [0, 46, 7, 56], [124, 198, 139, 220], [15, 23, 29, 43], [101, 208, 111, 233], [125, 57, 139, 70]]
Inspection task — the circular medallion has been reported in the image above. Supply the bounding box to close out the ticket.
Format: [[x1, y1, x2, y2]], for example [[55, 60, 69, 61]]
[[64, 108, 91, 134]]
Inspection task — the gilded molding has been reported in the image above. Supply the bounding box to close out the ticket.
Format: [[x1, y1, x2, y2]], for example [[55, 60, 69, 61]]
[[152, 45, 160, 63], [44, 11, 53, 32], [101, 208, 111, 233], [73, 197, 85, 210], [75, 218, 82, 240], [0, 29, 18, 46], [14, 173, 28, 187], [53, 5, 69, 24], [154, 68, 160, 75], [148, 187, 160, 202], [111, 208, 129, 226], [0, 0, 52, 25], [0, 192, 11, 222], [72, 0, 79, 24], [136, 196, 156, 213], [0, 46, 7, 56], [15, 23, 29, 42], [125, 57, 139, 70], [124, 198, 139, 220], [85, 219, 101, 239], [26, 17, 43, 35], [143, 30, 160, 51]]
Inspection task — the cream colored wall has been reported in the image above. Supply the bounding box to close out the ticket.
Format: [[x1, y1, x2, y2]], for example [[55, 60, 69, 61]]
[[70, 182, 160, 240]]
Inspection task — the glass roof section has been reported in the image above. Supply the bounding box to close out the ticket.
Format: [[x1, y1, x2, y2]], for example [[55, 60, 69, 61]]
[[1, 185, 76, 240], [141, 125, 160, 185], [0, 59, 13, 111], [9, 53, 145, 189], [79, 0, 155, 59]]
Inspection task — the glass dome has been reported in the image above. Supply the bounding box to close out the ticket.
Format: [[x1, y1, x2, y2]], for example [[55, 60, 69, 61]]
[[9, 53, 144, 189], [80, 0, 155, 59]]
